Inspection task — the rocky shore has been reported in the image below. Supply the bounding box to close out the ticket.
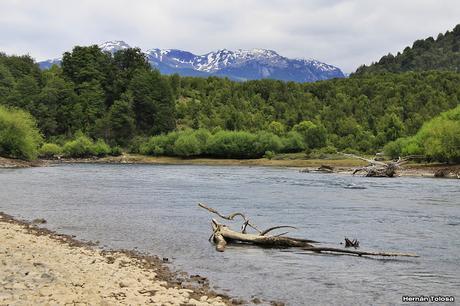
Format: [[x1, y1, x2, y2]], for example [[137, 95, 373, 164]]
[[0, 213, 231, 305]]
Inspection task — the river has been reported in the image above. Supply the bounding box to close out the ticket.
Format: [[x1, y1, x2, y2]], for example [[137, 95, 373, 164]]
[[0, 164, 459, 305]]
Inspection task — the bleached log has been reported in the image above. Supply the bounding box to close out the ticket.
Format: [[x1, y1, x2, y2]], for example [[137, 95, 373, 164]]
[[201, 204, 418, 258]]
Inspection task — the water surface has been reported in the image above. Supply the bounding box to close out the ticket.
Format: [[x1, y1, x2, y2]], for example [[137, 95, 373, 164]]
[[1, 164, 459, 305]]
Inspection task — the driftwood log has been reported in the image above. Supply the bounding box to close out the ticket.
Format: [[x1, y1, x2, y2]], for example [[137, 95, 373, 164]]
[[343, 153, 418, 177], [199, 204, 418, 258]]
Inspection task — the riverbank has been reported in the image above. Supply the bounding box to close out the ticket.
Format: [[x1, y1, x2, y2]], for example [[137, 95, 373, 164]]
[[59, 154, 460, 179], [61, 153, 368, 168], [1, 154, 459, 179], [0, 212, 233, 305], [0, 156, 47, 168]]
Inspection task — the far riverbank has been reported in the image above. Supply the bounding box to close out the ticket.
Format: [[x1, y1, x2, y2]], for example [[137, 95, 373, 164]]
[[1, 154, 459, 179]]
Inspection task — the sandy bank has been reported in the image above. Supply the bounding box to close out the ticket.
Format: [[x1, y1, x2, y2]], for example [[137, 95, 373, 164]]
[[0, 157, 46, 168], [0, 213, 231, 306], [57, 154, 460, 179]]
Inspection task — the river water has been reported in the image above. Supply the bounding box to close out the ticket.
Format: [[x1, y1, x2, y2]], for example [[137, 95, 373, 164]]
[[0, 164, 459, 305]]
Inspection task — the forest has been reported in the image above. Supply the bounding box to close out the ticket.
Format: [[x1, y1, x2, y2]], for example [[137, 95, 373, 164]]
[[355, 24, 460, 74], [1, 28, 460, 162]]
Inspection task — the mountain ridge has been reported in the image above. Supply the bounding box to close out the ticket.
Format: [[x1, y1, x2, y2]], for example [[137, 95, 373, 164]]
[[38, 40, 345, 82]]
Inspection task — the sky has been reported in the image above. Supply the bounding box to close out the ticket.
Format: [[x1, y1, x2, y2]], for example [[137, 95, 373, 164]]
[[1, 0, 460, 72]]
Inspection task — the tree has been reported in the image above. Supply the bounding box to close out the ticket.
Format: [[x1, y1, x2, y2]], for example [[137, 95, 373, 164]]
[[76, 80, 106, 134], [376, 113, 405, 145], [129, 69, 175, 135], [0, 105, 43, 160], [113, 48, 150, 99], [106, 92, 136, 146], [293, 120, 327, 149], [0, 64, 15, 101], [267, 121, 286, 136]]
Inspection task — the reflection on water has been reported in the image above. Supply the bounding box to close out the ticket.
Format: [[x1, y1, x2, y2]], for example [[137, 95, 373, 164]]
[[0, 164, 459, 305]]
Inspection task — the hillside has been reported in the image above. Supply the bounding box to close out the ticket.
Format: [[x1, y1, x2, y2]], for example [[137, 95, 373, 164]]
[[1, 46, 460, 162], [355, 24, 460, 74]]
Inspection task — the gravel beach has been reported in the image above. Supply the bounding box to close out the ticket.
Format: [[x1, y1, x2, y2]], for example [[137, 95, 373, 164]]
[[0, 213, 229, 306]]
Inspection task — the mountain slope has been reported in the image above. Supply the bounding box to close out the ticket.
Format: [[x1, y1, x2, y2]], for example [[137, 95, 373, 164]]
[[38, 41, 344, 82], [355, 24, 460, 74]]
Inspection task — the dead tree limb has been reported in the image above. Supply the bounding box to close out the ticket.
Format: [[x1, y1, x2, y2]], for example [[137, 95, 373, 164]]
[[199, 204, 418, 258], [211, 219, 316, 251], [199, 203, 261, 233], [342, 153, 419, 177], [302, 247, 418, 257]]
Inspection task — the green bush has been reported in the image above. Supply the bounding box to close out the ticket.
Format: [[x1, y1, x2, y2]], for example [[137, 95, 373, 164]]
[[140, 129, 305, 158], [254, 131, 283, 153], [63, 134, 95, 158], [129, 136, 148, 154], [173, 133, 201, 157], [92, 139, 111, 157], [111, 146, 123, 156], [38, 143, 62, 158], [293, 120, 327, 149], [62, 133, 112, 158], [207, 130, 259, 158], [385, 105, 460, 163], [264, 150, 276, 159], [0, 105, 43, 160], [281, 131, 306, 153], [140, 134, 170, 156], [309, 145, 338, 159]]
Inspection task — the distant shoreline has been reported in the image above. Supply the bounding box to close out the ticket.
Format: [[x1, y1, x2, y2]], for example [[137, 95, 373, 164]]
[[1, 154, 459, 179]]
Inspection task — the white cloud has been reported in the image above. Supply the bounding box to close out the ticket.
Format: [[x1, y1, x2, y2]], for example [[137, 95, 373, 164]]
[[0, 0, 459, 72]]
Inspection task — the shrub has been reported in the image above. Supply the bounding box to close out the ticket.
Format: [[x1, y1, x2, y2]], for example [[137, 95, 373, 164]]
[[281, 131, 305, 153], [38, 143, 62, 158], [384, 105, 460, 163], [62, 134, 95, 158], [0, 105, 42, 160], [309, 145, 338, 159], [293, 120, 327, 149], [254, 131, 283, 153], [128, 136, 148, 154], [264, 150, 276, 159], [92, 139, 111, 157], [173, 133, 201, 157], [267, 121, 286, 136], [111, 146, 123, 156], [62, 134, 112, 158], [140, 134, 170, 156], [207, 130, 259, 158]]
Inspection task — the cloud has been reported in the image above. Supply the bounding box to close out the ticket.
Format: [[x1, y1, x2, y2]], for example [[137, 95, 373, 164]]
[[0, 0, 459, 72]]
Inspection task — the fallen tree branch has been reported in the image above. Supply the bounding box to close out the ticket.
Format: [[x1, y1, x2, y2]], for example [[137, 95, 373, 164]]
[[302, 247, 418, 257], [260, 225, 297, 236], [198, 203, 261, 233], [199, 204, 418, 258], [211, 219, 316, 251]]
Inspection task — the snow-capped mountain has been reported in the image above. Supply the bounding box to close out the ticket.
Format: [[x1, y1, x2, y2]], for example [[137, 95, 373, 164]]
[[98, 40, 131, 53], [38, 40, 345, 82]]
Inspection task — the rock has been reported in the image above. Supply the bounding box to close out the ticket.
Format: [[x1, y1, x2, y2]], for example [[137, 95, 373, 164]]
[[32, 218, 47, 224]]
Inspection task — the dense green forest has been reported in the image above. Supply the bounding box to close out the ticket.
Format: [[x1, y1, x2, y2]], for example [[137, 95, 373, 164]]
[[1, 26, 459, 161], [384, 105, 460, 163], [355, 24, 460, 74]]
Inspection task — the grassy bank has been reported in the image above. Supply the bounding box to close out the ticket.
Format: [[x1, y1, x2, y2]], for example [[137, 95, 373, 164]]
[[81, 153, 368, 168]]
